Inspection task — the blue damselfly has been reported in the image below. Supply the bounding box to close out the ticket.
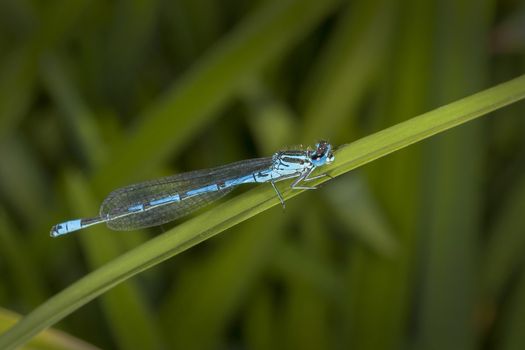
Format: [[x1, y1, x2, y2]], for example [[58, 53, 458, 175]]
[[50, 141, 335, 237]]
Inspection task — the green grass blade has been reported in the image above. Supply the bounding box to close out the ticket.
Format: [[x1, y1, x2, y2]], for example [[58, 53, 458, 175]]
[[330, 75, 525, 178], [0, 74, 525, 349]]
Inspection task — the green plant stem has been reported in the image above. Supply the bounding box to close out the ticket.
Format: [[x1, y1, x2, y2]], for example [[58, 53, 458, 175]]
[[1, 74, 525, 349]]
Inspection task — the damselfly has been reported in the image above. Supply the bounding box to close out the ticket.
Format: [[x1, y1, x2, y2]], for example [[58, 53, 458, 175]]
[[50, 141, 335, 237]]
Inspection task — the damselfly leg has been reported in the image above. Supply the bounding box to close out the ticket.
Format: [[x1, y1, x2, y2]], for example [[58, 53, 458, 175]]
[[270, 181, 286, 208], [290, 168, 331, 190]]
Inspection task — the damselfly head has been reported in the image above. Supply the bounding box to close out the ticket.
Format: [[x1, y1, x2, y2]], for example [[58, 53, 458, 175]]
[[310, 140, 334, 166]]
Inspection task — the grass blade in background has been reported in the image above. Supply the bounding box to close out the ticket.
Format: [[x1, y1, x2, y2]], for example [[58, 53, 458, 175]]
[[279, 207, 332, 349], [40, 53, 107, 168], [494, 266, 525, 350], [299, 0, 393, 143], [416, 1, 492, 349], [0, 307, 99, 350], [0, 210, 47, 307], [92, 0, 341, 193], [103, 0, 159, 111], [348, 1, 431, 346], [483, 172, 525, 300], [1, 74, 524, 349], [0, 47, 37, 141], [159, 213, 284, 349], [0, 0, 90, 141]]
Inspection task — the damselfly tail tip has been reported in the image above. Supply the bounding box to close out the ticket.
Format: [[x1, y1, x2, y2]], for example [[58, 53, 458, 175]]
[[50, 224, 64, 238], [50, 223, 71, 237], [49, 219, 83, 238]]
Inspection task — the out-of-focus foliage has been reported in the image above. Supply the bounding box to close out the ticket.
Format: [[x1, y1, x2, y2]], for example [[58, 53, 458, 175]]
[[0, 307, 100, 350], [0, 0, 525, 349]]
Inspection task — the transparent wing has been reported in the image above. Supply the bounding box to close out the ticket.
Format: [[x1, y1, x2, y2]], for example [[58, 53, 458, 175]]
[[100, 157, 273, 231]]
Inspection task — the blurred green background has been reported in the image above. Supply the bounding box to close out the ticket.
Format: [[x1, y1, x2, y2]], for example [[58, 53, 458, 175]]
[[1, 0, 525, 349]]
